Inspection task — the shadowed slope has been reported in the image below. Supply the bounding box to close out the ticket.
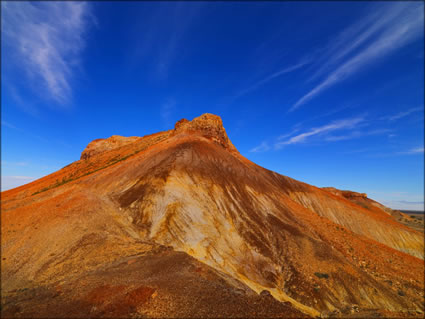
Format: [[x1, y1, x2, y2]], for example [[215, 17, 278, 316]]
[[1, 114, 424, 318], [2, 245, 307, 318]]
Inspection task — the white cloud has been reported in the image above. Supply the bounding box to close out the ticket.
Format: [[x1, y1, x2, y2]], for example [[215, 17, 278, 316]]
[[410, 147, 424, 153], [325, 128, 391, 142], [249, 141, 270, 153], [291, 2, 424, 111], [1, 176, 37, 191], [381, 106, 424, 121], [277, 128, 301, 141], [403, 147, 424, 154], [275, 117, 364, 148], [2, 1, 93, 104], [307, 5, 401, 83]]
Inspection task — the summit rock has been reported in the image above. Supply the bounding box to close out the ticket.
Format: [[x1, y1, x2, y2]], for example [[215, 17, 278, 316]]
[[172, 113, 238, 153], [79, 113, 238, 161]]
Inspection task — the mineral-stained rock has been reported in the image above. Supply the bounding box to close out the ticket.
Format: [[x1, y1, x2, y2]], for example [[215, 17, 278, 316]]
[[172, 113, 238, 153], [80, 135, 142, 160]]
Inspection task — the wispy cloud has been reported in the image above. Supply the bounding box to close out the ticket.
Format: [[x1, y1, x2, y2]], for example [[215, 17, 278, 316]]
[[287, 102, 358, 133], [161, 98, 177, 129], [275, 117, 364, 148], [291, 2, 424, 111], [399, 147, 424, 155], [220, 21, 314, 108], [325, 128, 391, 142], [0, 120, 50, 143], [1, 120, 17, 129], [306, 5, 400, 84], [249, 114, 385, 152], [277, 128, 301, 141], [157, 3, 205, 79], [1, 161, 29, 167], [249, 141, 270, 153], [129, 2, 204, 80], [2, 1, 93, 104], [232, 59, 310, 101], [371, 146, 425, 157], [380, 106, 424, 121]]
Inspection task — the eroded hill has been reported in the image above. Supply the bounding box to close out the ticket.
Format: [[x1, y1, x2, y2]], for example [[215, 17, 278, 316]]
[[1, 114, 424, 318]]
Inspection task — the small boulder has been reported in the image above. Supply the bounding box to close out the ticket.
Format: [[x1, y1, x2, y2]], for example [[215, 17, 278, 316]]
[[260, 290, 271, 297]]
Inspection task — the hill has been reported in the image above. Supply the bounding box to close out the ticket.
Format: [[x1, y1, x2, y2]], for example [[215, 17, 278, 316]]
[[1, 114, 424, 318]]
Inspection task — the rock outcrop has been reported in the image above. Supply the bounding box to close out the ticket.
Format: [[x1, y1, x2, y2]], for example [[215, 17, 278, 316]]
[[81, 135, 141, 160], [322, 187, 367, 199], [172, 113, 238, 153], [80, 114, 237, 161]]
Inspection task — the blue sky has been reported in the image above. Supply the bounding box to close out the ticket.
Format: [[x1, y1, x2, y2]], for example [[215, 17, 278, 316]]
[[1, 1, 424, 210]]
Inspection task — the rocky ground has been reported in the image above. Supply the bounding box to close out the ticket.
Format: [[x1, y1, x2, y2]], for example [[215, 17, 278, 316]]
[[1, 246, 307, 318]]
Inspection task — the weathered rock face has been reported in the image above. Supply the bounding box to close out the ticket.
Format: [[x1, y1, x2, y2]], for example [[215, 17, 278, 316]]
[[1, 113, 424, 318], [81, 135, 141, 160], [80, 114, 236, 161], [286, 185, 424, 259], [172, 113, 238, 153]]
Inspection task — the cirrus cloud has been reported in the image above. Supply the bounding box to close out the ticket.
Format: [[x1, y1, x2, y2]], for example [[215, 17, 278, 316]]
[[2, 1, 94, 105], [291, 2, 424, 111], [275, 116, 364, 148]]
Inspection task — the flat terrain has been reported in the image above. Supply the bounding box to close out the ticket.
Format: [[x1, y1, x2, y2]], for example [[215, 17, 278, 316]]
[[400, 210, 424, 215]]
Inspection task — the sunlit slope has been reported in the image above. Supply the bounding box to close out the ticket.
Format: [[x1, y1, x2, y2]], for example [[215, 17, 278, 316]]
[[2, 114, 424, 317]]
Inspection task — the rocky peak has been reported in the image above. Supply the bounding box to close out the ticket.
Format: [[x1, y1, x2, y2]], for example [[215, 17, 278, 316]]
[[173, 113, 238, 153], [80, 114, 238, 161], [81, 135, 140, 160], [174, 118, 190, 130]]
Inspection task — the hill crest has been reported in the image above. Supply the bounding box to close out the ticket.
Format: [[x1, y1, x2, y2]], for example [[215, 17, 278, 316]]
[[80, 113, 237, 161]]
